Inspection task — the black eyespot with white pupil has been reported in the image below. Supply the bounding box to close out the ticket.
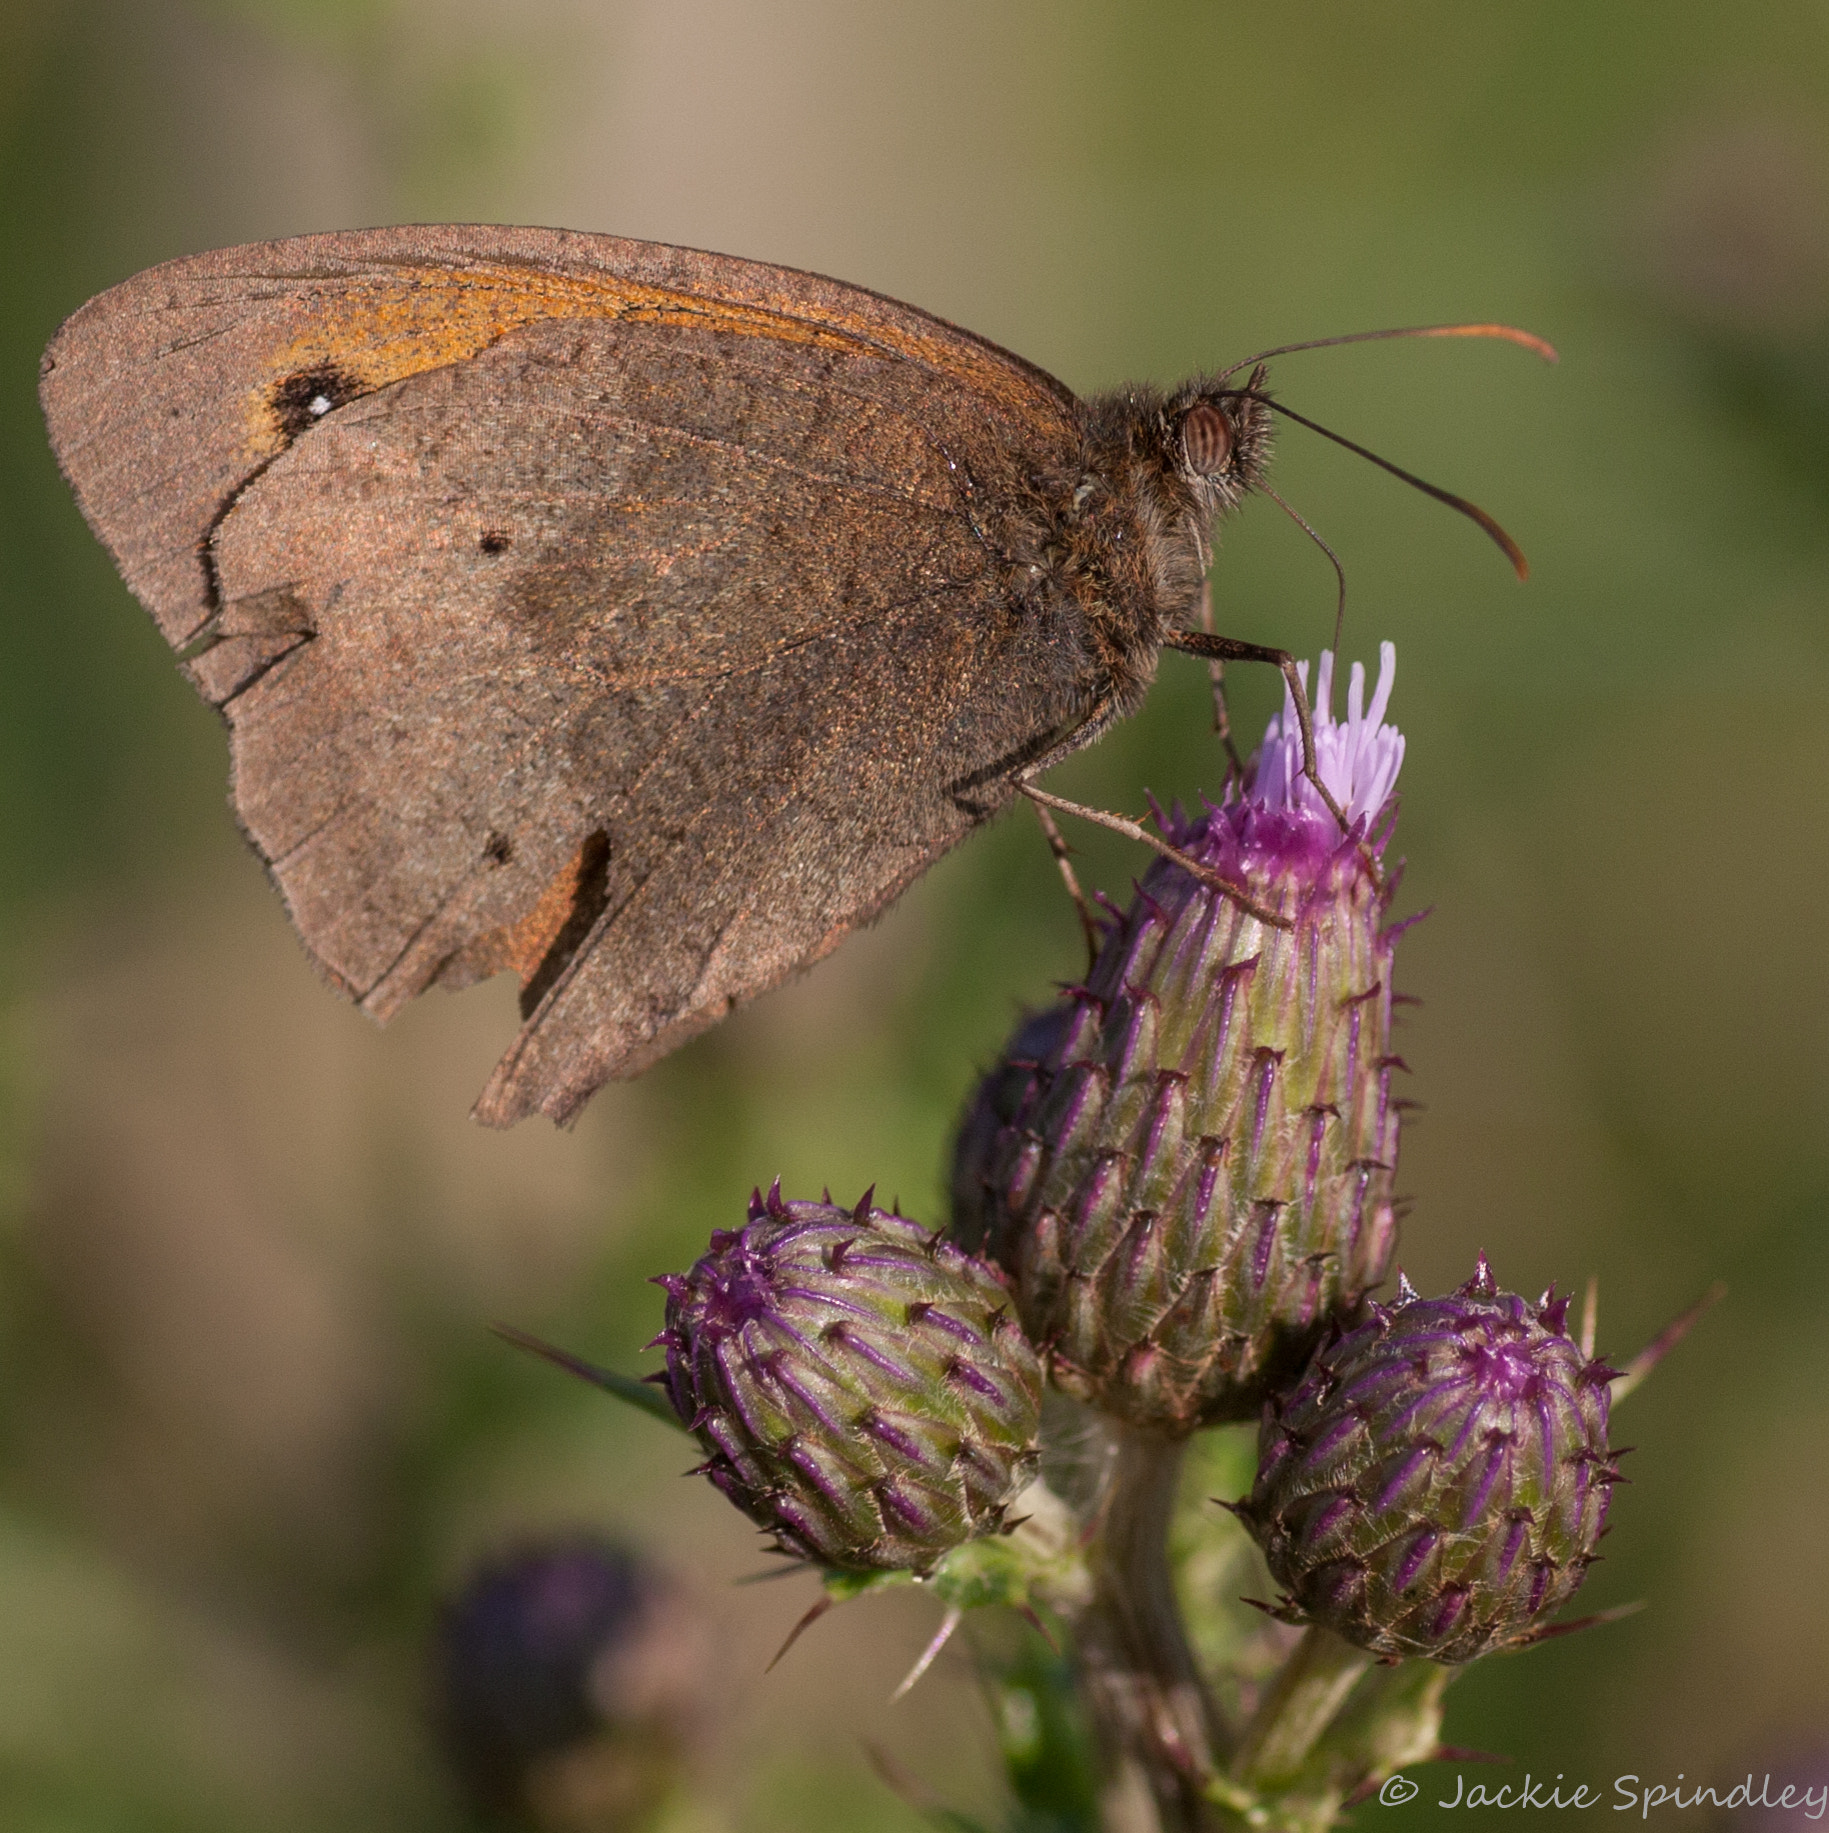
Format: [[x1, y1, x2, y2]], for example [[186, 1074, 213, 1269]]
[[1180, 403, 1234, 475], [269, 363, 363, 441]]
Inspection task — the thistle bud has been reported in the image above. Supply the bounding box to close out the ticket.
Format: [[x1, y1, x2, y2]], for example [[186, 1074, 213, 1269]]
[[436, 1539, 706, 1827], [1236, 1257, 1622, 1663], [952, 647, 1407, 1432], [655, 1187, 1043, 1573]]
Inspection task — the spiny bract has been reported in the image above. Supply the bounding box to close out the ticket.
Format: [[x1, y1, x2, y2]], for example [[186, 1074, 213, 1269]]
[[1235, 1255, 1623, 1663], [654, 1187, 1043, 1572]]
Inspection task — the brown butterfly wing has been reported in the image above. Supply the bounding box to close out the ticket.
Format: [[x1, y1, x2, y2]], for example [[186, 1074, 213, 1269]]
[[39, 225, 1074, 646], [41, 230, 1092, 1124]]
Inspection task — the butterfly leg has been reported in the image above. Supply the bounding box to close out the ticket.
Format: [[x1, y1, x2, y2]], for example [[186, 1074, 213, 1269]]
[[1018, 781, 1290, 929], [1159, 629, 1351, 834], [1027, 797, 1102, 972], [1006, 695, 1292, 928], [1160, 629, 1387, 894], [1193, 578, 1246, 791]]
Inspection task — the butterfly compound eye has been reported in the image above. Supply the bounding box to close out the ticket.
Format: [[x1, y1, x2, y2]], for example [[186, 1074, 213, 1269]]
[[1179, 402, 1234, 475]]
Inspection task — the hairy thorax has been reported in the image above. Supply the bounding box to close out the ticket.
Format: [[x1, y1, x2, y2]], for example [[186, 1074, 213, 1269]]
[[991, 379, 1274, 725]]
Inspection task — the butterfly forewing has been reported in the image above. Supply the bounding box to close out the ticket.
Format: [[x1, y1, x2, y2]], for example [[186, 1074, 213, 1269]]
[[39, 226, 1075, 645], [40, 229, 1092, 1124]]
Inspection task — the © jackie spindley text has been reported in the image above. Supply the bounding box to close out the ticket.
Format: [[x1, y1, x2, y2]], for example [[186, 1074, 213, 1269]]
[[1378, 1773, 1829, 1817]]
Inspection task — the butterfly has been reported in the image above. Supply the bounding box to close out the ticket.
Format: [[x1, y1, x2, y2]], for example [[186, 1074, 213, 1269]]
[[40, 226, 1543, 1125]]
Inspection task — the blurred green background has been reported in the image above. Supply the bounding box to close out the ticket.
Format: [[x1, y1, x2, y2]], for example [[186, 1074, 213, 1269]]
[[3, 0, 1828, 1826]]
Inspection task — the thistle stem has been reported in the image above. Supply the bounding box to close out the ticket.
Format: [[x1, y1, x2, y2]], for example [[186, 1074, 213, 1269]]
[[1076, 1424, 1223, 1832], [1231, 1625, 1373, 1788]]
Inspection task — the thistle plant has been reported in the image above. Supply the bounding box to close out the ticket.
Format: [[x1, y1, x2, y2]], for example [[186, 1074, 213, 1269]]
[[509, 645, 1711, 1833]]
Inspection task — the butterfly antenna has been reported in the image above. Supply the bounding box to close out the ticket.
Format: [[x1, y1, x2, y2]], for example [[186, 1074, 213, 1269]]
[[1259, 481, 1347, 653], [1237, 390, 1531, 580], [1215, 321, 1558, 383]]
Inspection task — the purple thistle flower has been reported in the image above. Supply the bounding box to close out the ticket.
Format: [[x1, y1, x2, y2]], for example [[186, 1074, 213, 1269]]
[[1251, 644, 1406, 833], [1235, 1256, 1623, 1663], [952, 647, 1408, 1432], [659, 1187, 1043, 1572]]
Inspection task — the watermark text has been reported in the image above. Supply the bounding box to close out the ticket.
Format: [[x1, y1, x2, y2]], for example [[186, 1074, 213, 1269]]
[[1374, 1771, 1828, 1817]]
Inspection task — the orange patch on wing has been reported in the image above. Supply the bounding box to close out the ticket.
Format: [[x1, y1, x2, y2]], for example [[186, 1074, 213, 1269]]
[[246, 263, 1039, 455], [460, 836, 601, 987]]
